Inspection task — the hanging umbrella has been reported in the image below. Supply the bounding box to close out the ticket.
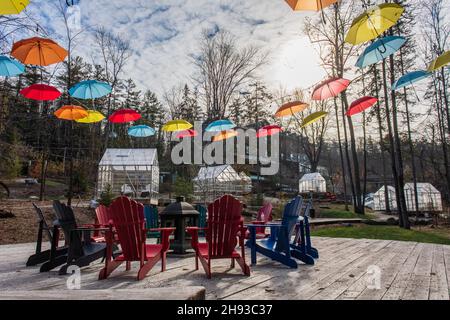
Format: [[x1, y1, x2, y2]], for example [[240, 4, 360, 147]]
[[311, 77, 351, 101], [212, 130, 238, 142], [109, 109, 141, 123], [284, 0, 339, 11], [176, 129, 198, 139], [356, 36, 406, 69], [75, 110, 105, 124], [128, 125, 156, 138], [427, 50, 450, 72], [54, 105, 88, 121], [69, 80, 112, 99], [205, 119, 236, 132], [0, 0, 29, 14], [301, 111, 328, 128], [162, 120, 193, 132], [20, 84, 61, 101], [256, 125, 282, 138], [346, 96, 378, 116], [275, 101, 309, 118], [391, 71, 431, 91], [345, 3, 404, 45], [11, 37, 68, 66], [0, 56, 24, 77]]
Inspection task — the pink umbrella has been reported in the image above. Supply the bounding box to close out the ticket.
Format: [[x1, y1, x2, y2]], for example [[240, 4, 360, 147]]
[[346, 96, 378, 116], [311, 77, 351, 101], [257, 125, 282, 138], [176, 129, 198, 139]]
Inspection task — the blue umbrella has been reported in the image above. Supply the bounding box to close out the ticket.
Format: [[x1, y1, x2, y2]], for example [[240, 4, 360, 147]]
[[128, 125, 156, 138], [69, 80, 112, 99], [392, 70, 431, 91], [205, 119, 236, 132], [356, 36, 406, 69], [0, 56, 24, 77]]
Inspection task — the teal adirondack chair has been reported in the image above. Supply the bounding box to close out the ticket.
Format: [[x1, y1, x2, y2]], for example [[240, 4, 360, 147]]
[[194, 204, 207, 237], [144, 205, 160, 239]]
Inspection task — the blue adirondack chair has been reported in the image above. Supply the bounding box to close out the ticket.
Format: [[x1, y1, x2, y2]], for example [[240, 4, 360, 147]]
[[291, 200, 319, 260], [194, 204, 207, 237], [144, 205, 160, 239], [246, 196, 314, 268]]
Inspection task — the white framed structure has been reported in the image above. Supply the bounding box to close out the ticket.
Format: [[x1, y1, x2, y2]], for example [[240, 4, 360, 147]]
[[299, 172, 326, 193], [239, 172, 253, 193], [404, 183, 442, 212], [193, 165, 251, 204], [97, 149, 159, 203], [373, 186, 397, 211]]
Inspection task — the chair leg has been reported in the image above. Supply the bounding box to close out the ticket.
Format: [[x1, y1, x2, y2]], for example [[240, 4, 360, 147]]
[[235, 257, 251, 276], [161, 252, 166, 272], [195, 255, 199, 270], [99, 260, 123, 280], [126, 261, 131, 271], [230, 258, 235, 268], [137, 255, 160, 280]]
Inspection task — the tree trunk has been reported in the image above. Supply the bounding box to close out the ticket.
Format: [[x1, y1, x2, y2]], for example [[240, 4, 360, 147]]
[[334, 99, 349, 211]]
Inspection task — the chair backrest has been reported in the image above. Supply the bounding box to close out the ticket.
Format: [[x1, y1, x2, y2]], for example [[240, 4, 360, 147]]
[[207, 195, 243, 258], [53, 200, 78, 243], [195, 204, 207, 229], [257, 202, 273, 223], [95, 205, 111, 226], [109, 196, 146, 261], [281, 196, 303, 238], [32, 203, 52, 240], [300, 200, 312, 218], [144, 205, 159, 229]]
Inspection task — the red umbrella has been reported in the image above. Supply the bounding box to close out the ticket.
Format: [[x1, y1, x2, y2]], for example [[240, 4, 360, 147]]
[[20, 84, 61, 101], [176, 129, 198, 139], [311, 77, 351, 101], [346, 96, 378, 116], [109, 109, 141, 123], [257, 125, 282, 138]]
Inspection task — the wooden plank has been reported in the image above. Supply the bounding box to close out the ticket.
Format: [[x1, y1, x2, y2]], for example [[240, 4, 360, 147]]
[[429, 244, 449, 300]]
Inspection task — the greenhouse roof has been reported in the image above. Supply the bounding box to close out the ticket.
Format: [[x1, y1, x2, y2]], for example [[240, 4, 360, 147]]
[[194, 165, 241, 182], [404, 183, 440, 194], [299, 172, 325, 182], [99, 149, 157, 167]]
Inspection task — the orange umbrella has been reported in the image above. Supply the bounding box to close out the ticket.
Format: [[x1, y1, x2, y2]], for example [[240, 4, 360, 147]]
[[285, 0, 339, 11], [212, 130, 238, 142], [11, 37, 68, 66], [275, 101, 309, 118], [54, 105, 88, 121]]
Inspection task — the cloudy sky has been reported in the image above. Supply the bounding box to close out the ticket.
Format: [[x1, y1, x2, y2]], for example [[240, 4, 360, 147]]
[[25, 0, 327, 97]]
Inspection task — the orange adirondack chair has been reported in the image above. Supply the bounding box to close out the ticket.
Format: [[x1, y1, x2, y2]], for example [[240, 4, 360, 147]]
[[245, 202, 273, 239], [186, 195, 250, 279], [99, 196, 175, 281]]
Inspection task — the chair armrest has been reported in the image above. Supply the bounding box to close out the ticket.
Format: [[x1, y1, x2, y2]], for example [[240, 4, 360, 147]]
[[156, 228, 175, 252], [186, 227, 203, 250], [251, 220, 265, 225]]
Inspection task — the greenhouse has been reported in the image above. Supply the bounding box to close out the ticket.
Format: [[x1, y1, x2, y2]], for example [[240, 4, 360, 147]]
[[193, 165, 251, 204], [373, 185, 397, 211], [298, 172, 326, 193], [404, 183, 442, 212], [97, 148, 159, 204]]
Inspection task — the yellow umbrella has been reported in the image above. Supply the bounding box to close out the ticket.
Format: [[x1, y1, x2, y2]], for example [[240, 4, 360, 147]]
[[275, 101, 309, 118], [345, 3, 404, 45], [162, 119, 193, 132], [212, 130, 238, 142], [301, 111, 328, 128], [54, 105, 88, 121], [427, 50, 450, 72], [75, 110, 105, 124], [285, 0, 339, 11], [0, 0, 29, 14]]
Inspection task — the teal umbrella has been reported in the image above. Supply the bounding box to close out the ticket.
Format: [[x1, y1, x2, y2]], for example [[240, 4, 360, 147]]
[[356, 36, 406, 69], [128, 125, 156, 137], [69, 80, 112, 99], [205, 119, 236, 132], [0, 56, 24, 77], [392, 71, 431, 91]]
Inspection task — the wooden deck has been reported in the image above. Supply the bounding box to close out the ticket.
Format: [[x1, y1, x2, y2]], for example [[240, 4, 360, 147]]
[[0, 237, 449, 300]]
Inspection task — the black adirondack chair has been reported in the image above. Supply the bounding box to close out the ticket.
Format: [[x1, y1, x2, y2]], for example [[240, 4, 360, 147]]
[[40, 201, 107, 275], [26, 203, 68, 266]]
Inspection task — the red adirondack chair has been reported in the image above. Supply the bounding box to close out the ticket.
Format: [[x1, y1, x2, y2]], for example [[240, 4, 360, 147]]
[[92, 205, 111, 243], [99, 196, 175, 281], [186, 195, 250, 279], [245, 202, 273, 239]]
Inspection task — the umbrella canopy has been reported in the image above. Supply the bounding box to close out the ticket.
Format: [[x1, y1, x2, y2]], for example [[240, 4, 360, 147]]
[[11, 37, 68, 66], [109, 109, 141, 123], [75, 110, 105, 124], [256, 125, 282, 138], [427, 50, 450, 72], [69, 80, 112, 99], [346, 96, 378, 116], [205, 119, 236, 132], [345, 3, 404, 45], [392, 71, 431, 91], [275, 101, 309, 118], [0, 55, 24, 77], [212, 130, 238, 142], [0, 0, 29, 14], [54, 105, 88, 121], [301, 111, 328, 128], [176, 129, 198, 139], [162, 119, 193, 132], [128, 125, 156, 138], [20, 84, 61, 101], [284, 0, 339, 11], [312, 77, 351, 100], [356, 36, 406, 68]]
